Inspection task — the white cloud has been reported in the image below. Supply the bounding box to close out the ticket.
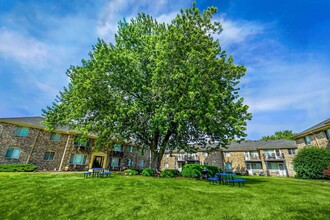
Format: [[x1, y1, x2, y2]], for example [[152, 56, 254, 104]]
[[96, 0, 189, 42], [0, 29, 49, 68]]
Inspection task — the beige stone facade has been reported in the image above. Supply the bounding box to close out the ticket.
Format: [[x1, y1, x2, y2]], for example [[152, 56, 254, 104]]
[[0, 118, 150, 171]]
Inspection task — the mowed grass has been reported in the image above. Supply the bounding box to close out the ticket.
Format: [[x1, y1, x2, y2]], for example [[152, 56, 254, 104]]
[[0, 173, 329, 220]]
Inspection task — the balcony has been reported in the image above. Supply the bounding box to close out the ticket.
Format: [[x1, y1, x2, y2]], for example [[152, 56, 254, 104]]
[[244, 155, 261, 161], [263, 153, 285, 161], [176, 155, 200, 162]]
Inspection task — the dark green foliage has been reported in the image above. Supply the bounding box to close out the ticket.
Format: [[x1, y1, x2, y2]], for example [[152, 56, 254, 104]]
[[124, 169, 139, 176], [182, 164, 222, 178], [261, 130, 296, 140], [141, 168, 154, 176], [293, 147, 330, 179], [0, 164, 38, 172], [182, 164, 203, 178], [160, 169, 181, 178], [204, 165, 221, 177]]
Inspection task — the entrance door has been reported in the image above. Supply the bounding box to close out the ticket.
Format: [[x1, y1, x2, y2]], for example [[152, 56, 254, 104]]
[[92, 156, 104, 168]]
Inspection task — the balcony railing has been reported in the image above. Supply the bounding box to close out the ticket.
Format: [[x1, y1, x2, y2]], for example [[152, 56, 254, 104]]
[[263, 153, 284, 160], [176, 155, 200, 161], [244, 155, 261, 161]]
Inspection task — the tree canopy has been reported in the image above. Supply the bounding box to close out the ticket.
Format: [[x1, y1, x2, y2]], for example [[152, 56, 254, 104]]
[[42, 4, 251, 169], [261, 130, 296, 141]]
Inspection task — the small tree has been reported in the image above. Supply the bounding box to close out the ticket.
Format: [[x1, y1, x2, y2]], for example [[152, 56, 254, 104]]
[[293, 147, 330, 179]]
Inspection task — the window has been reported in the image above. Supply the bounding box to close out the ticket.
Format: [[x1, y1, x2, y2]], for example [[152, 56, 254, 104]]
[[251, 163, 262, 169], [165, 153, 170, 158], [225, 162, 232, 170], [15, 127, 29, 137], [140, 160, 145, 168], [325, 129, 330, 140], [44, 152, 55, 161], [50, 133, 61, 141], [268, 163, 279, 170], [128, 146, 134, 153], [304, 135, 311, 145], [288, 149, 296, 155], [113, 144, 123, 152], [69, 154, 87, 165], [164, 162, 169, 168], [111, 158, 120, 167], [224, 152, 230, 157], [127, 159, 132, 167], [203, 152, 208, 157], [5, 148, 21, 159]]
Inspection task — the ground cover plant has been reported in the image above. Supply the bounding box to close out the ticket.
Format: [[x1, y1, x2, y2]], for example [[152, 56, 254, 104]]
[[0, 173, 329, 220]]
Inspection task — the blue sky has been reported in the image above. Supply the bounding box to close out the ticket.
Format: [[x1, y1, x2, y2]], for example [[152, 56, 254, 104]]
[[0, 0, 329, 139]]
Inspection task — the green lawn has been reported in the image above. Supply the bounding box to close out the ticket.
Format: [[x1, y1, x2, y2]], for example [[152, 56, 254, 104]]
[[0, 173, 329, 220]]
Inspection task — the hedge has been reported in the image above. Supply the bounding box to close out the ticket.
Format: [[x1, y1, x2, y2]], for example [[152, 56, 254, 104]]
[[0, 164, 38, 172], [141, 168, 154, 176], [182, 164, 221, 178]]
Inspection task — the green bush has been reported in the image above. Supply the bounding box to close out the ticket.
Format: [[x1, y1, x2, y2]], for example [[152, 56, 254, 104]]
[[160, 169, 180, 178], [124, 169, 139, 176], [182, 164, 222, 178], [182, 164, 204, 178], [204, 165, 221, 177], [130, 168, 142, 174], [141, 168, 154, 176], [293, 147, 330, 179], [0, 164, 38, 172]]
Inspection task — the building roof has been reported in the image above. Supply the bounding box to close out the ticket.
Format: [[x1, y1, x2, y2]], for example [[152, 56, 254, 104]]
[[0, 116, 71, 134], [293, 117, 330, 139], [166, 139, 297, 153], [223, 139, 297, 152]]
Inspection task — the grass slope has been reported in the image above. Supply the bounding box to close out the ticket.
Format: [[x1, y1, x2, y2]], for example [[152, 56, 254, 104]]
[[0, 173, 329, 220]]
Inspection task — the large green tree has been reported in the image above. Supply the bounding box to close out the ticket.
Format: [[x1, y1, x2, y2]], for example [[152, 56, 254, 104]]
[[261, 130, 296, 141], [43, 4, 251, 170]]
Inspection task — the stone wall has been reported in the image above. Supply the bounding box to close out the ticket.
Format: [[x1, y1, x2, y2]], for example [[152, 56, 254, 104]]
[[0, 122, 35, 165], [223, 151, 246, 173]]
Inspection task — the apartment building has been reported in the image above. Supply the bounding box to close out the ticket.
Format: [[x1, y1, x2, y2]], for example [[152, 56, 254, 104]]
[[0, 117, 150, 171], [293, 118, 330, 149]]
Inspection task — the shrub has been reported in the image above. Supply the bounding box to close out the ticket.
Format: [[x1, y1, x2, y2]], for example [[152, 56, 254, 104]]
[[124, 169, 139, 176], [204, 165, 221, 177], [0, 164, 38, 172], [323, 166, 330, 179], [182, 164, 204, 178], [130, 168, 142, 174], [293, 147, 330, 179], [182, 164, 222, 178], [141, 168, 154, 176], [160, 169, 180, 178]]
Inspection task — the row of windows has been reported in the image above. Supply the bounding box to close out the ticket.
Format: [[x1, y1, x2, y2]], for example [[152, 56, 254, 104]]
[[225, 149, 296, 157], [109, 157, 145, 167], [304, 129, 330, 145], [4, 148, 56, 161]]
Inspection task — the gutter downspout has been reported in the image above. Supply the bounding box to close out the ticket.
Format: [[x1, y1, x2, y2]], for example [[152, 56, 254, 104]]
[[59, 135, 71, 171], [26, 130, 40, 164], [312, 133, 320, 147]]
